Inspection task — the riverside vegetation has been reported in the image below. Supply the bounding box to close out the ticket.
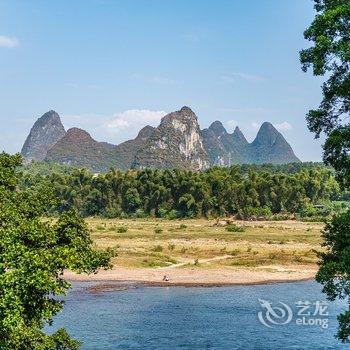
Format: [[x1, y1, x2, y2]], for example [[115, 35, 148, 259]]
[[0, 153, 113, 349], [22, 161, 349, 221], [300, 0, 350, 342]]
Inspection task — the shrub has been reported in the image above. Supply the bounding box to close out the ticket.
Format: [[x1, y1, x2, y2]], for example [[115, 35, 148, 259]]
[[157, 207, 168, 218], [102, 206, 121, 218], [230, 249, 241, 256], [154, 227, 163, 234], [158, 208, 180, 220], [226, 224, 245, 232], [134, 208, 147, 218], [166, 210, 180, 220], [152, 245, 163, 252], [238, 206, 273, 220], [116, 226, 128, 233], [293, 255, 303, 263]]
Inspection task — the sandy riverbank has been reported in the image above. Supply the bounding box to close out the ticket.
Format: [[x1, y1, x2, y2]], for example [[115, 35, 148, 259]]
[[63, 265, 317, 287], [64, 218, 321, 288]]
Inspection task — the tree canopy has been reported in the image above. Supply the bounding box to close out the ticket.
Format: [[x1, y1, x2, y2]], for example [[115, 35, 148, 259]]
[[300, 0, 350, 186], [301, 0, 350, 342], [0, 153, 113, 349], [21, 162, 343, 221]]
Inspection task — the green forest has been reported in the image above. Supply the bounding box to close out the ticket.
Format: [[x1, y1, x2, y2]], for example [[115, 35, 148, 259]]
[[22, 161, 348, 221]]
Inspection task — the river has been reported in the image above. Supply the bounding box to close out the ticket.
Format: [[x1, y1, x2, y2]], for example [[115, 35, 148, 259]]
[[49, 281, 348, 349]]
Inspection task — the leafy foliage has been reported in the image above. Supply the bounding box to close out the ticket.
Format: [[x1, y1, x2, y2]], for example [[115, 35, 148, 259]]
[[301, 0, 350, 342], [300, 0, 350, 186], [226, 224, 245, 233], [0, 153, 113, 349], [21, 163, 341, 220], [316, 211, 350, 342]]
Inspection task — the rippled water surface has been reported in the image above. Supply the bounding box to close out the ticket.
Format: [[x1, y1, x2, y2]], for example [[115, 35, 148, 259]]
[[50, 281, 348, 349]]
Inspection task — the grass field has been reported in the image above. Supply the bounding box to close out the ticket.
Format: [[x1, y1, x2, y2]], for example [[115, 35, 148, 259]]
[[86, 218, 323, 272]]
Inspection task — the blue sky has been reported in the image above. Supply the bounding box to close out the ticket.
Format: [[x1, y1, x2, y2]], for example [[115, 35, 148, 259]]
[[0, 0, 324, 161]]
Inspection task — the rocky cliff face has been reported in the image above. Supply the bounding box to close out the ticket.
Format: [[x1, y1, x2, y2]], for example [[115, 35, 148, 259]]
[[21, 110, 66, 161], [45, 128, 117, 172], [132, 106, 209, 170], [203, 121, 300, 165]]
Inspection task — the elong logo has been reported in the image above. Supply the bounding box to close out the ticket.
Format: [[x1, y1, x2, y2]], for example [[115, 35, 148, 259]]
[[258, 299, 329, 329], [258, 299, 293, 328]]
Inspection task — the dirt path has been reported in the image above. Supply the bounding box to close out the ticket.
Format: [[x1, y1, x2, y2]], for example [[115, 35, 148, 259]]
[[161, 255, 232, 269]]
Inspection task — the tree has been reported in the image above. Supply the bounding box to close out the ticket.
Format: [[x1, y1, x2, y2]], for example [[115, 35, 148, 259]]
[[0, 153, 113, 349], [316, 211, 350, 342], [300, 0, 350, 185], [300, 0, 350, 342]]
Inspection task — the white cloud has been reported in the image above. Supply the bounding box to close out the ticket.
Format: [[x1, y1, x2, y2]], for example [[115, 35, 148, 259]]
[[249, 121, 292, 132], [105, 109, 167, 134], [61, 109, 167, 144], [274, 121, 293, 131], [0, 35, 19, 48], [221, 72, 266, 84], [226, 119, 238, 131], [251, 122, 261, 130], [131, 73, 179, 85], [150, 76, 178, 85], [107, 118, 129, 129]]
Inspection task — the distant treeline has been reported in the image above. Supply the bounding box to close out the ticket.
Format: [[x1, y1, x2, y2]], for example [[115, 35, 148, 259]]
[[21, 161, 349, 220]]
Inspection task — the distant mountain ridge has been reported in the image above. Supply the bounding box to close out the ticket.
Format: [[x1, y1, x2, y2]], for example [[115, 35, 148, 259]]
[[21, 107, 300, 171], [202, 120, 300, 166]]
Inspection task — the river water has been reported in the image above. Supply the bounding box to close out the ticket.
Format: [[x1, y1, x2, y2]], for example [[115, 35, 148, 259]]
[[49, 281, 349, 349]]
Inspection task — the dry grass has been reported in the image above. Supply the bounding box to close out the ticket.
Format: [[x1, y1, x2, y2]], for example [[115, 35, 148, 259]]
[[86, 218, 323, 270]]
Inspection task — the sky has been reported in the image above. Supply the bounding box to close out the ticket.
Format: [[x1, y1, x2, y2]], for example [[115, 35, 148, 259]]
[[0, 0, 325, 161]]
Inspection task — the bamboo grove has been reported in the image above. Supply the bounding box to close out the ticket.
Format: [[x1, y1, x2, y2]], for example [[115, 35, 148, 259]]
[[21, 162, 346, 220]]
